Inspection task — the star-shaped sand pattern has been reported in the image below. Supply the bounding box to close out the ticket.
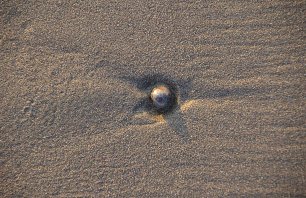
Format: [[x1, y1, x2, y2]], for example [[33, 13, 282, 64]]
[[121, 74, 194, 142]]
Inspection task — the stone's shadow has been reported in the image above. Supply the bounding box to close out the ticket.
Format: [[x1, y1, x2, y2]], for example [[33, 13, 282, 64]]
[[120, 74, 193, 102], [133, 99, 189, 142], [95, 60, 265, 102], [132, 98, 148, 113], [164, 108, 190, 143], [126, 73, 190, 142], [128, 74, 178, 115]]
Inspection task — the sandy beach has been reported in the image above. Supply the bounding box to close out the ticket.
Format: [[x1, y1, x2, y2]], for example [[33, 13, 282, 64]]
[[1, 0, 305, 197]]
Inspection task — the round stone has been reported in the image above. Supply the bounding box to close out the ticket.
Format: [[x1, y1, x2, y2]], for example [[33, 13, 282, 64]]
[[150, 85, 171, 109]]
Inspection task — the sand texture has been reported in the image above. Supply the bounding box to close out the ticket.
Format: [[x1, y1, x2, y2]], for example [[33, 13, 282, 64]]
[[1, 0, 305, 197]]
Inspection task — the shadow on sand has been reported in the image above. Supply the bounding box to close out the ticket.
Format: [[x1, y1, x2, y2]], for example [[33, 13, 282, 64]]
[[164, 107, 190, 143]]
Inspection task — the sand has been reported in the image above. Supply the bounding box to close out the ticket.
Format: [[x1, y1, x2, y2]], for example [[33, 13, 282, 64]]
[[1, 0, 305, 197]]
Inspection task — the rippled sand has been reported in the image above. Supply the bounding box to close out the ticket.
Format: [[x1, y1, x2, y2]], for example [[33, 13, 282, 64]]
[[1, 1, 305, 197]]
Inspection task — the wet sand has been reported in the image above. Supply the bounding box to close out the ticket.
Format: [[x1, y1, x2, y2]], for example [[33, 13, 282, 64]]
[[1, 0, 305, 197]]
